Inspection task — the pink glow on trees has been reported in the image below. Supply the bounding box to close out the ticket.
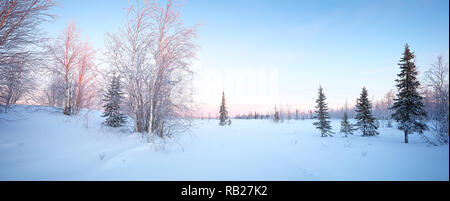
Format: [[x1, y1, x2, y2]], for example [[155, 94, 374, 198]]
[[45, 22, 97, 115], [0, 0, 55, 112], [74, 39, 97, 115]]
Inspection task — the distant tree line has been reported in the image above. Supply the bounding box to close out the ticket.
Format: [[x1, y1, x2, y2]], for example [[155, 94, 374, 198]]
[[214, 44, 448, 145]]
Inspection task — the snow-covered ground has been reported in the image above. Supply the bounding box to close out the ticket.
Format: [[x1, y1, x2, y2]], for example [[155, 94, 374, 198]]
[[0, 105, 448, 181]]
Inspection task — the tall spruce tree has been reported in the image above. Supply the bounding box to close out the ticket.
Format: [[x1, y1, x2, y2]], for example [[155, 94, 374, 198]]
[[355, 87, 379, 136], [219, 91, 230, 126], [313, 86, 333, 137], [391, 43, 428, 143], [340, 100, 356, 137], [102, 73, 127, 127]]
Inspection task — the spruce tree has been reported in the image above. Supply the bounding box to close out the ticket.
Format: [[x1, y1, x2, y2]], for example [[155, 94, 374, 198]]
[[313, 86, 333, 137], [273, 107, 280, 123], [102, 73, 126, 127], [355, 87, 379, 136], [340, 100, 356, 137], [219, 91, 230, 126], [391, 43, 428, 143], [340, 101, 356, 137], [340, 111, 355, 137]]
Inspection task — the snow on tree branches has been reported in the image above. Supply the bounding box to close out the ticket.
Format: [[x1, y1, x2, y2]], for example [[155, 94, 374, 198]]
[[105, 0, 197, 141], [340, 100, 356, 137], [391, 43, 428, 143], [0, 0, 55, 113], [424, 55, 449, 144], [45, 22, 97, 116], [102, 73, 126, 128], [355, 87, 379, 136], [313, 86, 333, 137], [340, 111, 356, 137], [219, 91, 230, 126]]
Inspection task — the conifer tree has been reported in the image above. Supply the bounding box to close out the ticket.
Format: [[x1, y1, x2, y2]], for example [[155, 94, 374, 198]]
[[340, 111, 355, 137], [355, 87, 379, 136], [273, 107, 280, 123], [391, 43, 428, 143], [313, 86, 333, 137], [340, 100, 355, 137], [219, 91, 230, 126], [102, 73, 127, 127]]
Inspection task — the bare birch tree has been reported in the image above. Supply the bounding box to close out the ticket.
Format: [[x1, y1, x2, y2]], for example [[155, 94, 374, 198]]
[[0, 0, 55, 112], [105, 0, 197, 141], [0, 53, 33, 112], [45, 22, 97, 115], [73, 39, 97, 115], [105, 0, 154, 133], [47, 22, 81, 115], [424, 55, 449, 144], [148, 0, 197, 138]]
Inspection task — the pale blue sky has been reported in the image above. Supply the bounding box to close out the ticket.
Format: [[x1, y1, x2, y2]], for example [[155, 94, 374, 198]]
[[43, 0, 449, 115]]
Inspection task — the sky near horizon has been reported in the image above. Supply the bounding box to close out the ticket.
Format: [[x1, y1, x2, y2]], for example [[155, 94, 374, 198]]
[[43, 0, 449, 116]]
